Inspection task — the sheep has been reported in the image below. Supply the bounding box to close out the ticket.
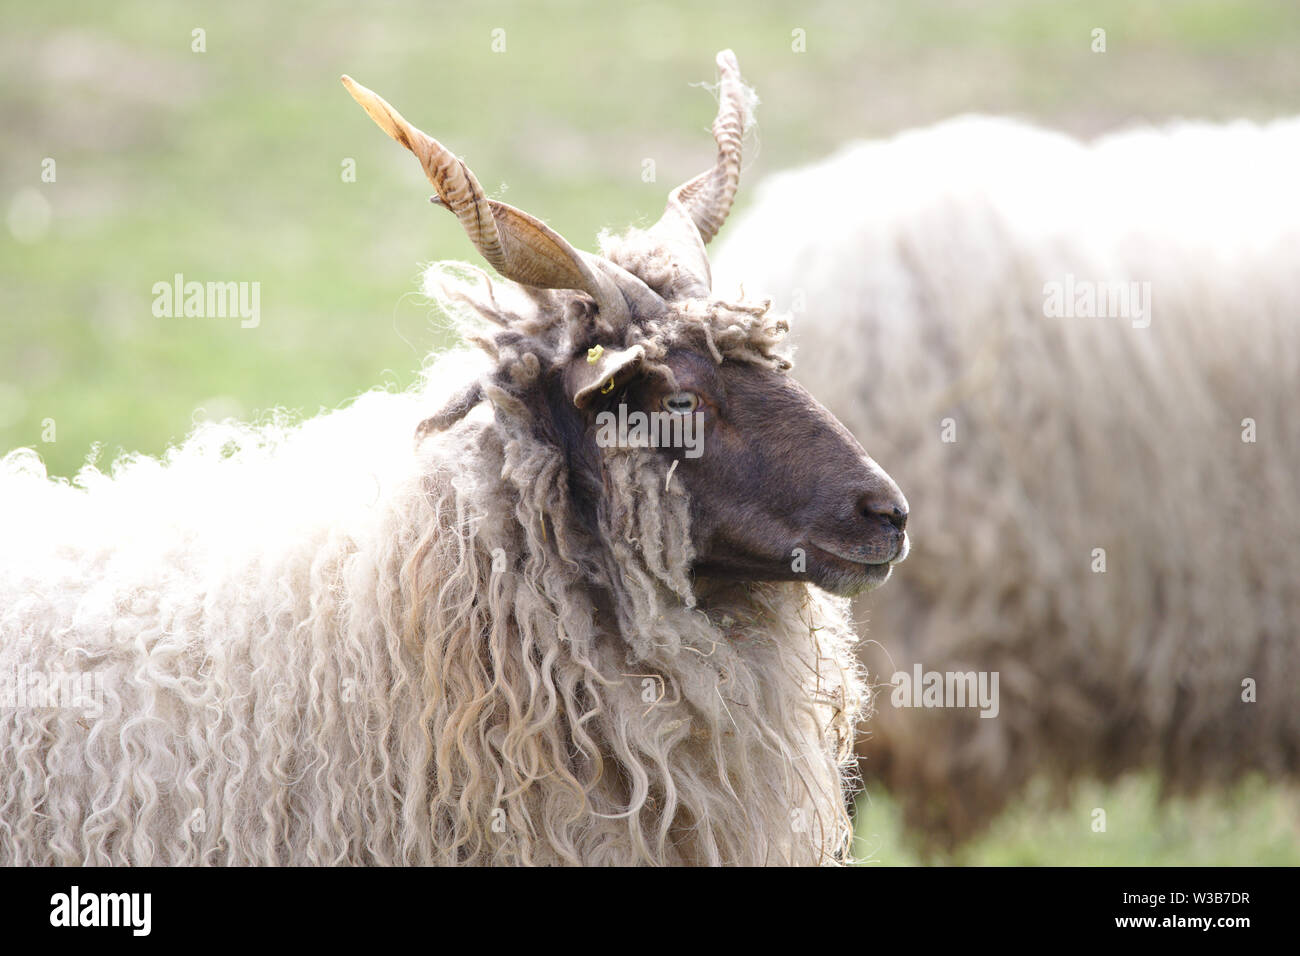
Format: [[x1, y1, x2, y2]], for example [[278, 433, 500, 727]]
[[0, 52, 912, 866], [713, 114, 1300, 848]]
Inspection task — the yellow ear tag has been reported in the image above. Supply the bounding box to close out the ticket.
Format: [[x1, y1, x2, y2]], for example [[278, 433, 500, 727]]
[[600, 376, 616, 394], [587, 345, 604, 364]]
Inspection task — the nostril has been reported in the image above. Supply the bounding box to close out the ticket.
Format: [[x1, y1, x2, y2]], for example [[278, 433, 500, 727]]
[[859, 493, 908, 532], [887, 506, 908, 532]]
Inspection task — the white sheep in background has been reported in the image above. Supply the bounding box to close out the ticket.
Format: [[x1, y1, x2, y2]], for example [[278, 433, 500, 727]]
[[0, 52, 912, 865], [715, 114, 1300, 847]]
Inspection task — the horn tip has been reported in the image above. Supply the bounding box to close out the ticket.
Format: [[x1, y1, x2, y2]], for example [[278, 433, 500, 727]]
[[340, 74, 369, 104]]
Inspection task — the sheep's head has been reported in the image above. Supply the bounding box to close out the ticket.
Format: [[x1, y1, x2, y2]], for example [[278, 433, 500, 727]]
[[344, 52, 907, 599]]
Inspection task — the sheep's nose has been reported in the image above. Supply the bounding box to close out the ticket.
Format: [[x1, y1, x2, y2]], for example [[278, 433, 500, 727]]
[[858, 474, 908, 532], [879, 503, 908, 532]]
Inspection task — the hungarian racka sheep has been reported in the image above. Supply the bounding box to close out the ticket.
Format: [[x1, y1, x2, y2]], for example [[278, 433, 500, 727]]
[[714, 115, 1300, 848], [0, 52, 911, 865]]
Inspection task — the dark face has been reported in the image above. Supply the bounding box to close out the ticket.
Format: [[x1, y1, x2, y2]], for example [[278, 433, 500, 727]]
[[563, 345, 909, 597]]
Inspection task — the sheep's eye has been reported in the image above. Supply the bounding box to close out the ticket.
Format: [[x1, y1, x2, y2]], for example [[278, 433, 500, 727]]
[[662, 391, 699, 414]]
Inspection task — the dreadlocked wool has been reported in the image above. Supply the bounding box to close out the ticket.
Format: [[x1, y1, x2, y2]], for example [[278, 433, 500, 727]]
[[0, 258, 865, 865], [713, 114, 1300, 846]]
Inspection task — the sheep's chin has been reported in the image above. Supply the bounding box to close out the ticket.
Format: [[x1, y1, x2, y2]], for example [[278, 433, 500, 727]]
[[801, 532, 909, 595], [809, 551, 895, 597]]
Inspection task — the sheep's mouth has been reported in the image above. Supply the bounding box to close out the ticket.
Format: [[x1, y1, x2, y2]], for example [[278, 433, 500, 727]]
[[812, 537, 904, 566], [808, 536, 907, 597]]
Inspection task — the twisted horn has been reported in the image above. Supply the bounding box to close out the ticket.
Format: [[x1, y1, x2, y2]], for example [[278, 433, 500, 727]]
[[342, 75, 662, 323], [341, 75, 505, 271], [668, 50, 749, 244], [632, 50, 753, 300]]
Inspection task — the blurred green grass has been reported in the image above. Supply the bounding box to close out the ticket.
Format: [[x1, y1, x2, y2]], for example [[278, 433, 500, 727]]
[[854, 775, 1300, 865], [3, 0, 1298, 863]]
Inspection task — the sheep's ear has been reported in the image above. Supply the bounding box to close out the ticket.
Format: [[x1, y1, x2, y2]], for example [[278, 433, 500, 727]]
[[569, 345, 645, 409]]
